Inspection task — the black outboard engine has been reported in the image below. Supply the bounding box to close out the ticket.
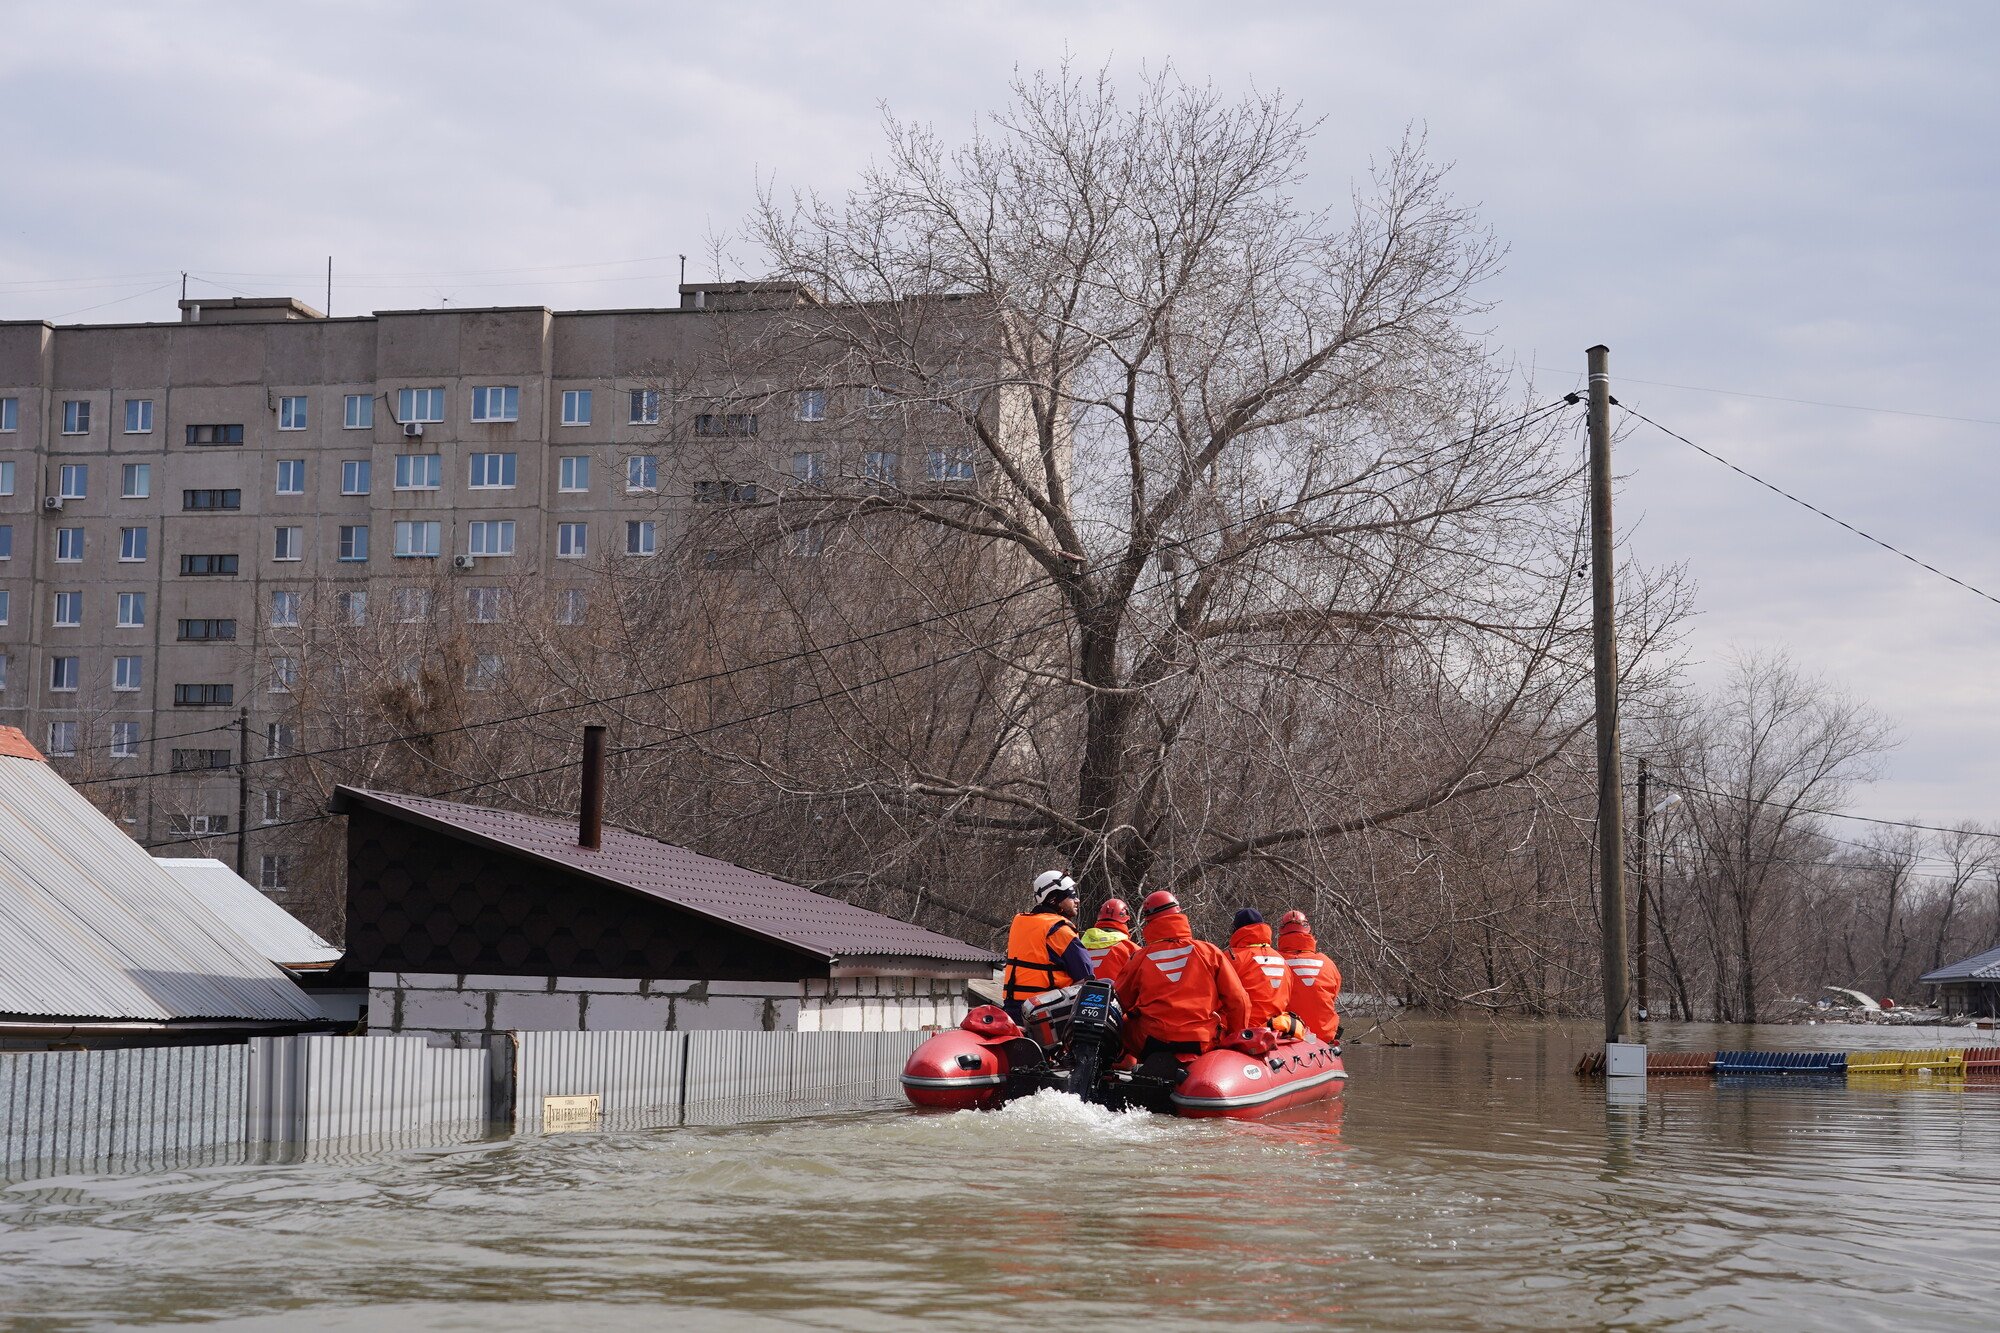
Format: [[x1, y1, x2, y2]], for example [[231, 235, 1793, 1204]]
[[1063, 978, 1123, 1102]]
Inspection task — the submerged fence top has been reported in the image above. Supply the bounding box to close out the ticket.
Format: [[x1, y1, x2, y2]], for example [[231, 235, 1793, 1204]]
[[335, 786, 1000, 969], [0, 742, 323, 1024]]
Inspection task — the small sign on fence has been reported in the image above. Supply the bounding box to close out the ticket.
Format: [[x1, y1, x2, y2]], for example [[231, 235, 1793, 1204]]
[[542, 1094, 602, 1131]]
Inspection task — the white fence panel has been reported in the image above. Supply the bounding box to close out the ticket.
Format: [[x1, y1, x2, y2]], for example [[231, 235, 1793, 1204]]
[[515, 1031, 685, 1131], [251, 1035, 487, 1144], [0, 1045, 252, 1178]]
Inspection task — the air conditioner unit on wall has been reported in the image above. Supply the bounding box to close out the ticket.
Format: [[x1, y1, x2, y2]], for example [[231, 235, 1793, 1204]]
[[42, 495, 62, 512], [403, 421, 424, 438], [452, 554, 475, 570]]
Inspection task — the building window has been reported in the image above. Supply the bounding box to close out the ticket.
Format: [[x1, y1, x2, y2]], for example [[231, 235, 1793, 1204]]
[[339, 590, 367, 625], [468, 520, 515, 557], [274, 526, 303, 560], [118, 592, 146, 627], [557, 455, 590, 492], [628, 389, 660, 425], [167, 813, 231, 836], [171, 748, 231, 773], [49, 657, 79, 692], [276, 459, 306, 494], [110, 722, 141, 759], [693, 412, 757, 437], [279, 396, 308, 430], [344, 394, 375, 429], [0, 397, 14, 431], [62, 400, 91, 434], [798, 389, 827, 422], [863, 451, 898, 488], [338, 525, 369, 562], [122, 462, 150, 498], [259, 854, 292, 893], [47, 721, 77, 756], [555, 588, 587, 624], [397, 387, 446, 423], [561, 390, 592, 426], [0, 590, 9, 624], [177, 618, 237, 642], [124, 399, 155, 433], [183, 488, 242, 511], [0, 654, 9, 690], [792, 452, 825, 487], [393, 520, 442, 557], [266, 722, 295, 758], [119, 527, 149, 562], [625, 520, 656, 557], [262, 789, 285, 823], [52, 591, 82, 627], [694, 480, 759, 504], [926, 448, 976, 483], [466, 587, 506, 623], [788, 526, 826, 558], [470, 386, 519, 422], [0, 525, 10, 560], [55, 528, 84, 562], [467, 654, 502, 691], [394, 454, 442, 490], [179, 553, 239, 576], [270, 590, 300, 627], [467, 452, 517, 489], [0, 460, 11, 495], [341, 459, 372, 495], [392, 587, 431, 622], [556, 522, 588, 558], [114, 655, 144, 691], [58, 464, 87, 499], [185, 423, 245, 445], [270, 656, 297, 693], [626, 455, 658, 492], [173, 683, 234, 707]]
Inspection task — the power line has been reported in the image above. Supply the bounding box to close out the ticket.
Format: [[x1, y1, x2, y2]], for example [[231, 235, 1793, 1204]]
[[1621, 404, 2000, 612], [1620, 376, 2000, 430], [97, 396, 1578, 792], [1652, 775, 2000, 844]]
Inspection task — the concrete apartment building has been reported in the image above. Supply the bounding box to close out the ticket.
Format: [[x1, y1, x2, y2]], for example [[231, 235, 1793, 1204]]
[[0, 286, 1010, 899]]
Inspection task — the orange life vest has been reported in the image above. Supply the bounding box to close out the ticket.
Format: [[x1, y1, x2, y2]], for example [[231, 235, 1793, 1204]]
[[1003, 910, 1082, 1003], [1278, 931, 1341, 1040], [1112, 912, 1252, 1053], [1229, 923, 1294, 1025]]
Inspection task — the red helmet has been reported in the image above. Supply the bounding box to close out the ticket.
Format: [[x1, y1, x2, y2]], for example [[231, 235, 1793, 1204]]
[[1279, 909, 1310, 933], [1095, 898, 1131, 926], [1139, 890, 1180, 922], [959, 1005, 1024, 1043]]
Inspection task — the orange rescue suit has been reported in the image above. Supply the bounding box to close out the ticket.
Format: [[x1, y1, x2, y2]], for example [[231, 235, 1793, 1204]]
[[1003, 910, 1083, 1005], [1111, 911, 1251, 1054], [1080, 926, 1138, 980], [1228, 922, 1294, 1026], [1277, 927, 1342, 1040]]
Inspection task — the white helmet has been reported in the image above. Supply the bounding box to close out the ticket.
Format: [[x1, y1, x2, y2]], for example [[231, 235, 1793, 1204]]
[[1032, 869, 1076, 905]]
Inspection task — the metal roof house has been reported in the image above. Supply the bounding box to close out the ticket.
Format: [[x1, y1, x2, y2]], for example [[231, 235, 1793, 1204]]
[[0, 729, 326, 1048], [331, 760, 998, 1047], [1920, 945, 2000, 1018], [154, 859, 343, 973]]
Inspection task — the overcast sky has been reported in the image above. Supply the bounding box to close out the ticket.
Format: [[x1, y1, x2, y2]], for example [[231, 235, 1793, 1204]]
[[5, 1, 1997, 838]]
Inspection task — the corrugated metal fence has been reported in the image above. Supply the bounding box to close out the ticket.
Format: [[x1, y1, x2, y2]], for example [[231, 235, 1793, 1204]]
[[4, 1030, 931, 1178]]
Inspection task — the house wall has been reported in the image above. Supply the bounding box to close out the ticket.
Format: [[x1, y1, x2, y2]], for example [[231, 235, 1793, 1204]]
[[370, 971, 969, 1048]]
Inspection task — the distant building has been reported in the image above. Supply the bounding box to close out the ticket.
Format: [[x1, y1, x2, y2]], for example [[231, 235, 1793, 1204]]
[[1919, 945, 2000, 1018], [331, 782, 998, 1047], [0, 726, 326, 1048]]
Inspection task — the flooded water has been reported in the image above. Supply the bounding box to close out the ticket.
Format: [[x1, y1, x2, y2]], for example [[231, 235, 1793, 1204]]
[[2, 1018, 1996, 1330]]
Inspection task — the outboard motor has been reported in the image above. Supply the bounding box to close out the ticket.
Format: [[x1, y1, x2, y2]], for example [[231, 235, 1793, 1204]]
[[1063, 978, 1123, 1102]]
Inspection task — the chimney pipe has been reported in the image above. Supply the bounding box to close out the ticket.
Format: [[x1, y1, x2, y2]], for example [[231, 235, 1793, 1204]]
[[578, 725, 606, 849]]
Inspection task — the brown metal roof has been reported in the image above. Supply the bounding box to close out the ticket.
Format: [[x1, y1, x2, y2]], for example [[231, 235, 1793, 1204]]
[[332, 787, 998, 971]]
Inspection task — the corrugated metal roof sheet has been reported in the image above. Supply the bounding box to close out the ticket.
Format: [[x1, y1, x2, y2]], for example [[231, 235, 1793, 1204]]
[[1920, 944, 2000, 985], [154, 858, 343, 971], [335, 787, 999, 969], [0, 742, 322, 1023]]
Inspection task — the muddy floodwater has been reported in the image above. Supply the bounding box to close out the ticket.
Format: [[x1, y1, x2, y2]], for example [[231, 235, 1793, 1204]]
[[3, 1019, 1996, 1330]]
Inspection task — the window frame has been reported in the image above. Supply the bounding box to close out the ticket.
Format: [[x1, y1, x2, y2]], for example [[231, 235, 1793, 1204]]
[[560, 389, 592, 426], [341, 459, 371, 495], [467, 519, 516, 557], [557, 455, 590, 492], [273, 526, 304, 561], [117, 592, 146, 628], [337, 524, 370, 562], [57, 464, 87, 499], [270, 590, 300, 628], [798, 388, 827, 422], [54, 528, 84, 562], [624, 519, 657, 557], [110, 721, 141, 760], [344, 394, 375, 430], [275, 458, 306, 494], [557, 522, 588, 558], [49, 656, 79, 692], [626, 455, 659, 492], [61, 400, 91, 435], [278, 395, 308, 431], [122, 462, 151, 498], [467, 451, 518, 489], [52, 591, 82, 627], [397, 387, 446, 423], [393, 520, 443, 558], [113, 655, 144, 691], [393, 453, 442, 491], [118, 526, 148, 563], [469, 385, 520, 423]]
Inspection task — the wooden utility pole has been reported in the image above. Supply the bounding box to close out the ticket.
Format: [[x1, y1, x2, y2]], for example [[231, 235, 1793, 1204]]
[[1589, 344, 1633, 1046], [235, 707, 250, 878], [1635, 757, 1650, 1022]]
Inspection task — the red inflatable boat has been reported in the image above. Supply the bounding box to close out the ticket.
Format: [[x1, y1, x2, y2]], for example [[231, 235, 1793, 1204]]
[[901, 981, 1346, 1119]]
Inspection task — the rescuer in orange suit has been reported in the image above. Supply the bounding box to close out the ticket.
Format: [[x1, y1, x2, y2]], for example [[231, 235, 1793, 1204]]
[[1078, 898, 1138, 979], [1111, 891, 1251, 1059], [1001, 871, 1095, 1019], [1276, 909, 1342, 1041], [1226, 908, 1294, 1026]]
